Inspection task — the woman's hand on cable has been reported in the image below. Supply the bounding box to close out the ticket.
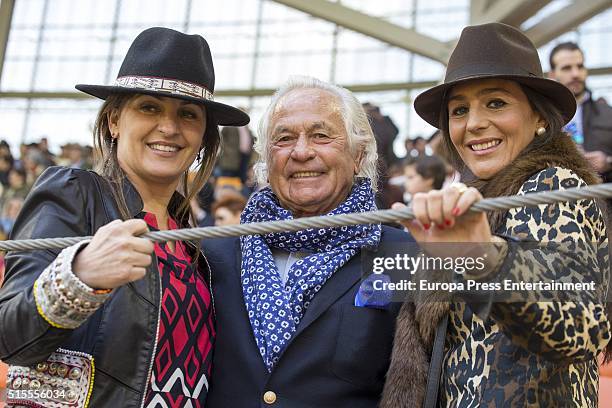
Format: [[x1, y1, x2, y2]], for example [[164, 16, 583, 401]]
[[72, 219, 154, 290], [393, 184, 503, 263]]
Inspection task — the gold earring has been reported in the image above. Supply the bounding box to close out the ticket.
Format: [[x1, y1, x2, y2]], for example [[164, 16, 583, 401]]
[[536, 127, 546, 136]]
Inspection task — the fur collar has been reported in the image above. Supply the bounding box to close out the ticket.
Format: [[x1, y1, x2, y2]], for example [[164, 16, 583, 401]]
[[380, 132, 601, 408]]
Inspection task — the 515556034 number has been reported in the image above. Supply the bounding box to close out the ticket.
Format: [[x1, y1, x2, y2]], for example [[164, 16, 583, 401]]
[[7, 388, 67, 400]]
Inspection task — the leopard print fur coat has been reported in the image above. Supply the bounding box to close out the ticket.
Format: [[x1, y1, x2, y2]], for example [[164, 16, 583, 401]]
[[381, 132, 611, 407]]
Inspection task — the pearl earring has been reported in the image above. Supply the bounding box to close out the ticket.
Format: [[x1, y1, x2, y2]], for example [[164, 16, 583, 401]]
[[536, 127, 546, 136]]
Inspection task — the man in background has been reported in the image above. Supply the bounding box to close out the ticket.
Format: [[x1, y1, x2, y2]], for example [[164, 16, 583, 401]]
[[549, 42, 612, 182], [217, 107, 255, 184]]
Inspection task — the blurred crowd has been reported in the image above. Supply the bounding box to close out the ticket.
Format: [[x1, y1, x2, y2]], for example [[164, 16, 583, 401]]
[[0, 138, 95, 241], [362, 102, 457, 213]]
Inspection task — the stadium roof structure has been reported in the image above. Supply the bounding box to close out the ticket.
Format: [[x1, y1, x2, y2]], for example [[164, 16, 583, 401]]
[[0, 0, 610, 152]]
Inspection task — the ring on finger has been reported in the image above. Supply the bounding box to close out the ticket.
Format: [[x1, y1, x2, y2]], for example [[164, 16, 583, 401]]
[[450, 182, 468, 195]]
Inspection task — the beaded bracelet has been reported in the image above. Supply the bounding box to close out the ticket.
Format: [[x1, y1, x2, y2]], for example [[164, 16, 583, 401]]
[[33, 240, 113, 329]]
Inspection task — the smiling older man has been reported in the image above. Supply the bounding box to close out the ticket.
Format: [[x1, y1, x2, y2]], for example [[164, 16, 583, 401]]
[[202, 76, 414, 407]]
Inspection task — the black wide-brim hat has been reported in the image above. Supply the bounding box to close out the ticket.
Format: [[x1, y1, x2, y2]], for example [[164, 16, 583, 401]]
[[76, 27, 249, 127], [414, 23, 576, 129]]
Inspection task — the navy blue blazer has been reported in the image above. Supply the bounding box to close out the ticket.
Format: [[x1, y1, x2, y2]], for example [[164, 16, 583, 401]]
[[202, 226, 415, 408]]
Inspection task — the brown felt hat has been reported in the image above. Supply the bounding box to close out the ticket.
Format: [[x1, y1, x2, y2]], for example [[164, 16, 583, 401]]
[[414, 23, 576, 129]]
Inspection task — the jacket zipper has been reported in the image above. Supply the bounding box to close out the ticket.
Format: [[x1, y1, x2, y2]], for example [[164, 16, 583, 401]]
[[139, 257, 162, 408], [202, 253, 215, 318]]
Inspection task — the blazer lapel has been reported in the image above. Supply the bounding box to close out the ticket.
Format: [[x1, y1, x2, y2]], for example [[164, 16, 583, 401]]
[[233, 239, 269, 372], [289, 253, 363, 341]]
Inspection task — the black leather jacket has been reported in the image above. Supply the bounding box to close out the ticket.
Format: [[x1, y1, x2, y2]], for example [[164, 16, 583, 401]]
[[0, 166, 212, 407], [583, 93, 612, 182]]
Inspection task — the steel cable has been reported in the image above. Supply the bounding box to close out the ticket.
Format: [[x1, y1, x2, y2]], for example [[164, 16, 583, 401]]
[[1, 183, 611, 252]]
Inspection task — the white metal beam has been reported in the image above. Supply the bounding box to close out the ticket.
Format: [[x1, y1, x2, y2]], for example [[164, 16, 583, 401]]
[[4, 67, 612, 99], [472, 0, 552, 26], [0, 80, 440, 99], [470, 0, 491, 24], [0, 0, 16, 85], [270, 0, 451, 64], [525, 0, 612, 47]]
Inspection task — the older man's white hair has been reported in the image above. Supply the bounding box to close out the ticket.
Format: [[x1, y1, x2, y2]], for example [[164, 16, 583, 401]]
[[253, 75, 379, 191]]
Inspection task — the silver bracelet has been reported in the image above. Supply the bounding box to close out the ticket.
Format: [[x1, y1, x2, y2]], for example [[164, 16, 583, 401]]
[[34, 240, 113, 329]]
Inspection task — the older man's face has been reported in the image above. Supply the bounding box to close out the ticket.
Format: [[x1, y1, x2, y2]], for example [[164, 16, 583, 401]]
[[268, 88, 360, 217]]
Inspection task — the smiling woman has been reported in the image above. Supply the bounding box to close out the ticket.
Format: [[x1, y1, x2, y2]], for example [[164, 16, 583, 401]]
[[446, 79, 545, 180], [0, 27, 249, 408], [91, 91, 223, 225], [104, 94, 208, 215], [382, 23, 610, 408]]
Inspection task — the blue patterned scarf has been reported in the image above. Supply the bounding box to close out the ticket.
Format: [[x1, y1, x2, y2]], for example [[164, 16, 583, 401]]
[[240, 179, 381, 371]]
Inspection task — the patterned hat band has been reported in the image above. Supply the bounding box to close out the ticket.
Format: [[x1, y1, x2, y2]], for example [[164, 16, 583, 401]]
[[114, 75, 214, 101]]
